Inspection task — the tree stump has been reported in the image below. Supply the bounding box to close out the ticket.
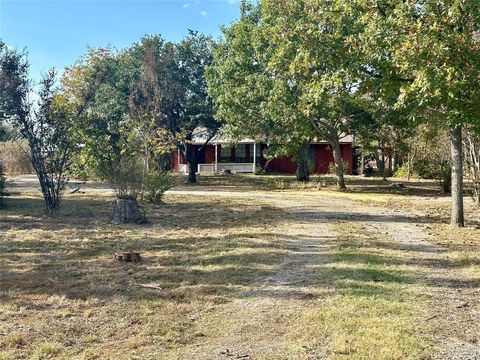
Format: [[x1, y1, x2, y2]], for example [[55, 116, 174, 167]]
[[114, 251, 141, 262], [111, 198, 146, 224]]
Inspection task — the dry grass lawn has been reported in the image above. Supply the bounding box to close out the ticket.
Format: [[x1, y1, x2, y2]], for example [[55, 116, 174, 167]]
[[1, 174, 479, 359]]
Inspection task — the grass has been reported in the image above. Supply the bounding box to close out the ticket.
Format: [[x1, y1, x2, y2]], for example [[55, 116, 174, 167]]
[[1, 174, 480, 358], [0, 188, 290, 359]]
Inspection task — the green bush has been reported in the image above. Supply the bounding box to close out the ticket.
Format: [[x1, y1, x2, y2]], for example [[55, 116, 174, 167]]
[[394, 161, 451, 192], [142, 172, 175, 204], [439, 164, 452, 193], [328, 160, 350, 176], [254, 165, 265, 175], [393, 164, 412, 178]]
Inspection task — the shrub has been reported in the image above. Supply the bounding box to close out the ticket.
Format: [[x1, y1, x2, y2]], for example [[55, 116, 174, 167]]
[[108, 158, 144, 200], [438, 164, 452, 193], [141, 172, 175, 204], [394, 160, 451, 192], [393, 164, 412, 178], [254, 165, 265, 175], [328, 160, 350, 176], [0, 140, 33, 174]]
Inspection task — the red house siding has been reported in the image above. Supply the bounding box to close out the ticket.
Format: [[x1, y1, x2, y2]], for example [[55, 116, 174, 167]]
[[314, 144, 335, 174], [266, 144, 353, 175], [341, 144, 354, 175], [204, 145, 215, 164], [267, 157, 297, 174], [171, 150, 189, 172]]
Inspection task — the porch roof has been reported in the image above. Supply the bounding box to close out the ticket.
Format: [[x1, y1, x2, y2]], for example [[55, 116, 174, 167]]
[[190, 128, 354, 145]]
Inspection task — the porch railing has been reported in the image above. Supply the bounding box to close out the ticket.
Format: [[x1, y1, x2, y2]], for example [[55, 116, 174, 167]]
[[194, 163, 254, 174]]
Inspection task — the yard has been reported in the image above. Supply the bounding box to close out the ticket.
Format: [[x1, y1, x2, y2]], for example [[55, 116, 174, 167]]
[[1, 174, 480, 359]]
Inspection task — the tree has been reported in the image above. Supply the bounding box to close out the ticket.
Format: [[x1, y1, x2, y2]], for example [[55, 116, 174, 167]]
[[358, 0, 480, 227], [131, 31, 219, 184], [208, 1, 374, 188], [207, 2, 315, 182], [463, 126, 480, 204], [128, 36, 182, 176], [0, 45, 74, 213], [62, 47, 148, 223], [24, 72, 75, 213], [177, 31, 221, 183]]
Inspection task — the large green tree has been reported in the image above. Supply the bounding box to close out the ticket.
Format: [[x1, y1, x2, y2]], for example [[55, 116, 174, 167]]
[[207, 2, 316, 182], [62, 47, 140, 182], [208, 1, 373, 188], [357, 0, 480, 227]]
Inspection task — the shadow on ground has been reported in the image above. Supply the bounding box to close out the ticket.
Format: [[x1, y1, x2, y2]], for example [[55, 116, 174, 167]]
[[0, 189, 475, 307]]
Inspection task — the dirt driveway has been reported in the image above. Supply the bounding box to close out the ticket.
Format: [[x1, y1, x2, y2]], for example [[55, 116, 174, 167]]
[[169, 186, 480, 360]]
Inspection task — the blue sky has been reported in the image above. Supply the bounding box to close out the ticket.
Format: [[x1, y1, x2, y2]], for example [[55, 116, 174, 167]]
[[0, 0, 241, 82]]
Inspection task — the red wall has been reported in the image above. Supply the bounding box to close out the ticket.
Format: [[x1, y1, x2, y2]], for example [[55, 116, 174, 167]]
[[266, 157, 297, 174], [204, 145, 215, 164], [171, 150, 187, 172], [314, 144, 335, 174], [341, 144, 354, 175], [267, 144, 353, 175]]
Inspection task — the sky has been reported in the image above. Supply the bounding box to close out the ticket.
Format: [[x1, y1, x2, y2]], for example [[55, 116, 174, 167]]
[[0, 0, 241, 82]]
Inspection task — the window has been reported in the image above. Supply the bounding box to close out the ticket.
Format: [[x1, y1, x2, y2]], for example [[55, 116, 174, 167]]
[[220, 145, 232, 162], [236, 145, 246, 162]]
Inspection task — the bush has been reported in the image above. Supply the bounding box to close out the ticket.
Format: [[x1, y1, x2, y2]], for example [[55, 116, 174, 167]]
[[393, 164, 412, 178], [438, 164, 452, 193], [394, 161, 451, 192], [0, 140, 33, 174], [98, 156, 144, 201], [254, 165, 265, 175], [141, 172, 175, 204], [328, 160, 350, 176]]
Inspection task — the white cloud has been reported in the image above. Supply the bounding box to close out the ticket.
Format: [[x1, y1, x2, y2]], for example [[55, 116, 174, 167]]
[[227, 0, 237, 4], [182, 3, 191, 8], [200, 10, 208, 17]]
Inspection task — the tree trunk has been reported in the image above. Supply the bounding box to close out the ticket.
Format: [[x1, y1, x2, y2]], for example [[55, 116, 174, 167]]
[[185, 143, 197, 184], [331, 136, 346, 190], [296, 142, 310, 182], [407, 153, 412, 181], [450, 126, 464, 227], [111, 198, 146, 224], [381, 152, 387, 180]]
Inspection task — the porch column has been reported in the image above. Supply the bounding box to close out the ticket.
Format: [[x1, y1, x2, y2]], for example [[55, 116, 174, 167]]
[[177, 149, 181, 173], [252, 142, 257, 173], [214, 143, 218, 173]]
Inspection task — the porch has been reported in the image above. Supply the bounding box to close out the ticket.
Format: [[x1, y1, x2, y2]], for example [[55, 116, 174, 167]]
[[177, 142, 261, 174]]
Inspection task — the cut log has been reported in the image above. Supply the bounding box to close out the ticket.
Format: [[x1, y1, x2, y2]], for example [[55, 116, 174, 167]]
[[123, 252, 141, 262], [114, 251, 141, 262], [111, 198, 147, 224]]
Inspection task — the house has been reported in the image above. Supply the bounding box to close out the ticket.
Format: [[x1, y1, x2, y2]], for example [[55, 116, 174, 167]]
[[171, 129, 355, 175]]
